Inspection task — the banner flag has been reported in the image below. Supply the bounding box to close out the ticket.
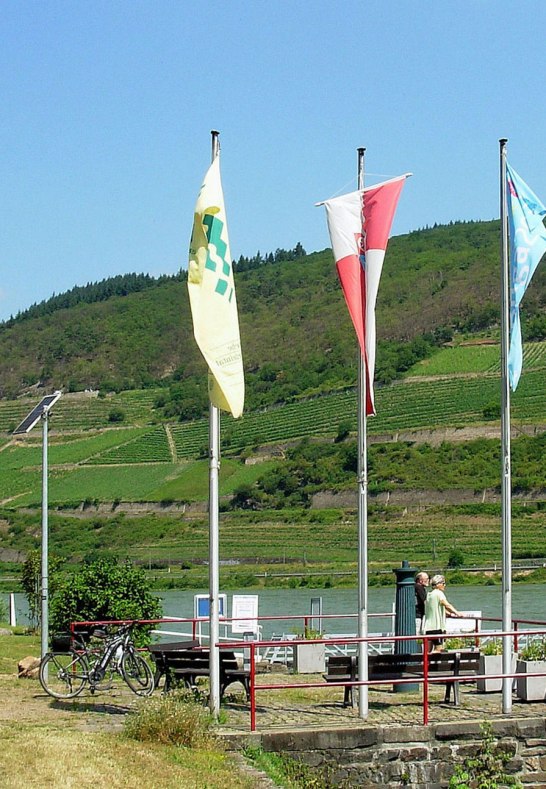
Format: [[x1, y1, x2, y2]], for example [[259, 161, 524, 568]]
[[506, 163, 546, 390], [318, 174, 409, 415], [188, 155, 244, 418]]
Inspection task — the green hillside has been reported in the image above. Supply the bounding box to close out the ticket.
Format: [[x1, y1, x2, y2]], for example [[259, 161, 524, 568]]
[[1, 341, 544, 512], [1, 221, 545, 583], [1, 221, 545, 408]]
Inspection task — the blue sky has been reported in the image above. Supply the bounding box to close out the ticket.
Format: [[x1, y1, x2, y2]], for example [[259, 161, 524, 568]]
[[2, 1, 546, 321]]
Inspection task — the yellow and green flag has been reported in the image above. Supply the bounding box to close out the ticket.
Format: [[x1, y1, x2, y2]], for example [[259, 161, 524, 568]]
[[188, 155, 244, 418]]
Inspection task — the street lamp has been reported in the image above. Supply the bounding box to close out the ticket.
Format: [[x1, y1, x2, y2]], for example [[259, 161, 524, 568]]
[[13, 392, 62, 658]]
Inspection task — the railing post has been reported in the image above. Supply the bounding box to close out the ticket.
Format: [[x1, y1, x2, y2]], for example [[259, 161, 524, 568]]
[[250, 642, 256, 732], [423, 639, 429, 725], [514, 621, 519, 654]]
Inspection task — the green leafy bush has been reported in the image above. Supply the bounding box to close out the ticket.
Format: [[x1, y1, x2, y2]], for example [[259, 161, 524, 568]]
[[108, 408, 125, 423], [49, 557, 162, 642], [447, 548, 465, 568]]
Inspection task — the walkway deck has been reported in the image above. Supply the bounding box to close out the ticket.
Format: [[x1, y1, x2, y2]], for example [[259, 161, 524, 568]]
[[219, 672, 546, 734]]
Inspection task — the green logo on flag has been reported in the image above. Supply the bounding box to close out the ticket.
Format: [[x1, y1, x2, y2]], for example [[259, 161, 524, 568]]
[[203, 213, 233, 301]]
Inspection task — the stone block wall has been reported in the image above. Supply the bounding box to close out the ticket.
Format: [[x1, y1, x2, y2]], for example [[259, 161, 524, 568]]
[[225, 717, 546, 788]]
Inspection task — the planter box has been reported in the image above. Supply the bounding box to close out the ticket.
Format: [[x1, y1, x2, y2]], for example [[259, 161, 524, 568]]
[[292, 642, 326, 674], [477, 654, 516, 693], [516, 659, 546, 701]]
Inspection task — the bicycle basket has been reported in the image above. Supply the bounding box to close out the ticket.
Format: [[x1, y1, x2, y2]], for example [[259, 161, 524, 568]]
[[50, 632, 73, 652]]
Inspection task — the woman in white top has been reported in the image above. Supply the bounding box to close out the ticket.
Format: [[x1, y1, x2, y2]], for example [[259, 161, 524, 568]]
[[423, 574, 462, 652]]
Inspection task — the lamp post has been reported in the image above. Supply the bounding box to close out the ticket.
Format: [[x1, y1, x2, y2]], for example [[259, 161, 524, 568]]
[[13, 392, 62, 659]]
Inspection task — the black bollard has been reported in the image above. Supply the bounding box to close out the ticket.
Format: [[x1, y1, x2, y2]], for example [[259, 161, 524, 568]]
[[393, 559, 419, 693]]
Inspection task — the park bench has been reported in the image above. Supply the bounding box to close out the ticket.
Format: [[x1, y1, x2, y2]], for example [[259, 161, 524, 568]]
[[148, 641, 251, 700], [148, 640, 200, 688], [324, 650, 480, 707]]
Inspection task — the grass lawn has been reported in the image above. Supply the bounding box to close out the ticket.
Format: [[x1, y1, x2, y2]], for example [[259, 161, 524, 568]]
[[0, 631, 255, 788]]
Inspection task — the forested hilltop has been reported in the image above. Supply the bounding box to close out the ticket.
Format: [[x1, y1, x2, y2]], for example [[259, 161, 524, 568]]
[[1, 220, 545, 413]]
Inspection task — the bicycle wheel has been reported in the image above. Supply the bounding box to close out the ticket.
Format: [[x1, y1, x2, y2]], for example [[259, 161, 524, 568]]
[[39, 651, 88, 699], [120, 650, 154, 696]]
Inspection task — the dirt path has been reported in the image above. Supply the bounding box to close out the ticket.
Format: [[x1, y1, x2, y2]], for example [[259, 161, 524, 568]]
[[0, 671, 139, 733]]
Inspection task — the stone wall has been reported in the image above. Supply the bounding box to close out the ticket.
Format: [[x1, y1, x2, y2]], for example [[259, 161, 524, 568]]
[[224, 717, 546, 788]]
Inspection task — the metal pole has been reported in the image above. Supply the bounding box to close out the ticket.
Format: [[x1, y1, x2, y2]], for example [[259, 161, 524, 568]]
[[499, 138, 512, 713], [208, 129, 221, 717], [357, 146, 369, 718], [41, 411, 49, 661]]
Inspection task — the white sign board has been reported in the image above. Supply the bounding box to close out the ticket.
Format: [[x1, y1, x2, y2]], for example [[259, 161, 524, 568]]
[[231, 594, 259, 635], [446, 610, 481, 634]]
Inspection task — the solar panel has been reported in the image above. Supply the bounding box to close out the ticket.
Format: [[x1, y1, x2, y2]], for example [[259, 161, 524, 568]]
[[12, 391, 62, 435]]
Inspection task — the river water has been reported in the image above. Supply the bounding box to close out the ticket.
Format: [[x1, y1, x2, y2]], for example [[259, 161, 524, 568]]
[[5, 584, 545, 639]]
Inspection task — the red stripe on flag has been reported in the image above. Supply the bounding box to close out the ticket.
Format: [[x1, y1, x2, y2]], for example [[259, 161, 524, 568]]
[[363, 178, 406, 251], [336, 254, 374, 416]]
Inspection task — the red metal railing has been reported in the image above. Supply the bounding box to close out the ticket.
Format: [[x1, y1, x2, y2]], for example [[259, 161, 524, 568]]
[[68, 614, 546, 731], [224, 628, 546, 730]]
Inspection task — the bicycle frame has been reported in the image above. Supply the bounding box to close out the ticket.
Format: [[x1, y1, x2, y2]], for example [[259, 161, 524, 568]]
[[87, 625, 133, 684]]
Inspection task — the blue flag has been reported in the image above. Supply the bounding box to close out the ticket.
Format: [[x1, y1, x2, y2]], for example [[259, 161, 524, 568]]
[[506, 163, 546, 390]]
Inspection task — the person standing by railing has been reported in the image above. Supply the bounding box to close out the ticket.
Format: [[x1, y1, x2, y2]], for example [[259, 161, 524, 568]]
[[423, 574, 462, 652], [415, 571, 429, 635]]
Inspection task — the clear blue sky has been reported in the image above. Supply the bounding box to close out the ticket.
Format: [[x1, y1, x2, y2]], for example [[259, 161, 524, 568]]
[[2, 1, 546, 321]]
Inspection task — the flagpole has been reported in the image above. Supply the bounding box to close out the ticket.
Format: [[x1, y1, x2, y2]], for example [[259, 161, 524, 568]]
[[499, 137, 512, 714], [208, 129, 221, 717], [357, 146, 369, 718]]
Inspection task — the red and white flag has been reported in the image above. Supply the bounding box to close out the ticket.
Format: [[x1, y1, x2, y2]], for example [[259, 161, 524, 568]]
[[318, 174, 409, 415]]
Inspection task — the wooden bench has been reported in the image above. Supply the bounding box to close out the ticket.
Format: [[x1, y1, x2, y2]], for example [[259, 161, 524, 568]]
[[323, 655, 357, 707], [422, 650, 480, 705], [148, 640, 200, 689], [148, 642, 250, 700], [324, 650, 480, 707]]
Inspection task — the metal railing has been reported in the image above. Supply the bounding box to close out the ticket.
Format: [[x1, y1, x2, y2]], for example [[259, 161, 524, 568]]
[[68, 614, 546, 731]]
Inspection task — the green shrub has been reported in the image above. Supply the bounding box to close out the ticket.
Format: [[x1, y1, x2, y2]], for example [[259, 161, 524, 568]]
[[108, 408, 125, 423], [449, 721, 521, 788], [124, 690, 217, 748], [49, 557, 161, 642], [447, 548, 465, 568], [483, 402, 501, 420]]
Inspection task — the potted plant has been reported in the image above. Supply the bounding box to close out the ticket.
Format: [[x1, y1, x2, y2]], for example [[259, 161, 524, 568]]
[[477, 638, 515, 693], [444, 637, 468, 651], [516, 638, 546, 701], [292, 627, 325, 674]]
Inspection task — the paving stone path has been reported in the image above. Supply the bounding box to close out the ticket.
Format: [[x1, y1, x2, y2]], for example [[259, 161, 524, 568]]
[[220, 673, 546, 734]]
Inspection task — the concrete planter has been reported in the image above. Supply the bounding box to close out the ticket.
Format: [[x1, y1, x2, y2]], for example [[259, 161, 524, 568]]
[[477, 653, 516, 693], [292, 642, 326, 674], [516, 659, 546, 701]]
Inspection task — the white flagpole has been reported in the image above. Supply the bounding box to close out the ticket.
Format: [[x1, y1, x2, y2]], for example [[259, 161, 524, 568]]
[[499, 138, 513, 713], [208, 130, 221, 717], [357, 146, 369, 718]]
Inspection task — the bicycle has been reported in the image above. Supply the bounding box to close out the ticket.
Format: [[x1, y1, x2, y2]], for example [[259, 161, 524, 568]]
[[39, 622, 155, 699]]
